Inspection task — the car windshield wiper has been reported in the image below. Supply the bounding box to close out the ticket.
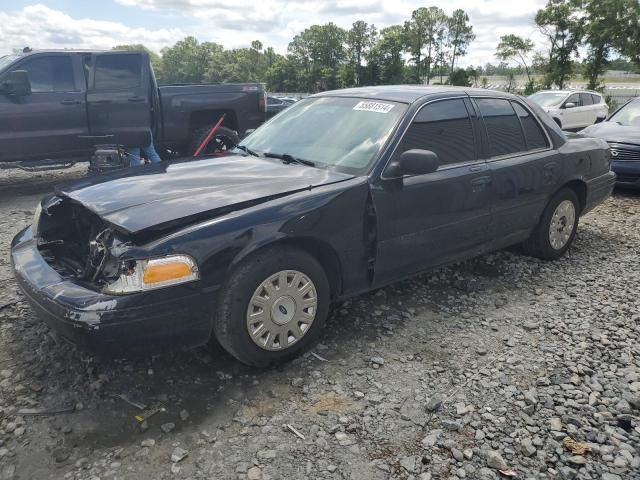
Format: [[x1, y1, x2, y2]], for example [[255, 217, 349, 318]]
[[235, 145, 261, 157], [263, 152, 316, 167]]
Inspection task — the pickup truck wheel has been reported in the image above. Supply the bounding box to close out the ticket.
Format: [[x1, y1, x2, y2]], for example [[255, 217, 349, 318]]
[[523, 188, 580, 260], [214, 247, 330, 367], [188, 125, 240, 156]]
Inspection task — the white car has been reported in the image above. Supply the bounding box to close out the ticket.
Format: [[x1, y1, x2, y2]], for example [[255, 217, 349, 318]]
[[528, 90, 609, 130]]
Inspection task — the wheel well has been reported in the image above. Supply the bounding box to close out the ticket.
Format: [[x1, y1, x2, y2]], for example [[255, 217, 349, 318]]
[[242, 238, 343, 299], [189, 110, 238, 134], [564, 180, 587, 212]]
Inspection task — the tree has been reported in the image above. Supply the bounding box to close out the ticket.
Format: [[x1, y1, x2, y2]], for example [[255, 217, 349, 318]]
[[368, 25, 407, 85], [582, 0, 640, 89], [448, 9, 475, 75], [495, 34, 535, 92], [449, 68, 470, 86], [160, 37, 224, 84], [535, 0, 582, 89], [346, 21, 377, 86], [404, 6, 447, 84]]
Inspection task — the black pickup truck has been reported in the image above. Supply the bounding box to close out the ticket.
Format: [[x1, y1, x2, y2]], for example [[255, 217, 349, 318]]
[[0, 49, 266, 166]]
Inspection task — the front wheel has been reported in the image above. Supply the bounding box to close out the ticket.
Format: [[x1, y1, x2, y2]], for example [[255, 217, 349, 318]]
[[214, 247, 330, 367], [523, 188, 580, 260]]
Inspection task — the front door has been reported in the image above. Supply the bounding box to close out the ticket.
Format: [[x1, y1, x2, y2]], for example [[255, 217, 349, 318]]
[[371, 97, 492, 284], [86, 52, 151, 148], [0, 54, 88, 162], [560, 93, 582, 129]]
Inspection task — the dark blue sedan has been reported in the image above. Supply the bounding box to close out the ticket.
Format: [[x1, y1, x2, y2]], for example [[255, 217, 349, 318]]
[[582, 98, 640, 187]]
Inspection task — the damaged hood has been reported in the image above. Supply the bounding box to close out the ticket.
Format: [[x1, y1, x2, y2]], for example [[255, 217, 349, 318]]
[[56, 155, 354, 234]]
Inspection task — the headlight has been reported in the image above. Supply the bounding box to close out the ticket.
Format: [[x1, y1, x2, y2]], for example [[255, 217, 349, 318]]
[[103, 255, 200, 294], [32, 202, 42, 237]]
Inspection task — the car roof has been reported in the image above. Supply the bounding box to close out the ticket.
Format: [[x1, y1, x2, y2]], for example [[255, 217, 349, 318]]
[[533, 89, 602, 95], [313, 85, 522, 104]]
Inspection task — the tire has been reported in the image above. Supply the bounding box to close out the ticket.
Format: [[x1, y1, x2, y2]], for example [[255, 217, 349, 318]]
[[523, 188, 580, 260], [214, 247, 330, 367], [187, 125, 240, 156]]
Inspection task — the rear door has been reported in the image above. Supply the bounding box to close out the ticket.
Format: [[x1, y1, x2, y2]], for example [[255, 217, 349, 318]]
[[0, 53, 88, 162], [372, 97, 493, 284], [474, 97, 559, 244], [86, 52, 151, 147], [579, 93, 597, 126]]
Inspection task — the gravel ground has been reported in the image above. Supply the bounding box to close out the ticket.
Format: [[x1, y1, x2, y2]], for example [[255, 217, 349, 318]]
[[0, 168, 638, 480]]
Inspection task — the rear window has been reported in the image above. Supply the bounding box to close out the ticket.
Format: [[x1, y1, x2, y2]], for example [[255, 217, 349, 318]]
[[476, 98, 526, 157], [94, 54, 141, 90]]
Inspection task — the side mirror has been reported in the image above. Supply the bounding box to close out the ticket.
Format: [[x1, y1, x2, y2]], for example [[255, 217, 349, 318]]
[[3, 70, 31, 96], [563, 102, 575, 109], [386, 149, 440, 177]]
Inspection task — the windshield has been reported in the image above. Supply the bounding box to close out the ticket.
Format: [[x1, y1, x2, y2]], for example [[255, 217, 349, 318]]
[[528, 92, 567, 108], [0, 54, 20, 72], [609, 100, 640, 126], [239, 96, 408, 175]]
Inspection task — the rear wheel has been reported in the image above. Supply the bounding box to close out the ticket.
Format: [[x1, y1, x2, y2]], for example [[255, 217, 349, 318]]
[[523, 188, 580, 260], [187, 125, 240, 156], [214, 247, 330, 367]]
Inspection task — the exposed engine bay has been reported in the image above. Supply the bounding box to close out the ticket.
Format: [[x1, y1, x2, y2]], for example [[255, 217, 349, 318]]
[[35, 196, 131, 288]]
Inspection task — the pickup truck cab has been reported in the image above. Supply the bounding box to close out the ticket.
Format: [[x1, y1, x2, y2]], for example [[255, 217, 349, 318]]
[[0, 49, 266, 165], [528, 90, 609, 131], [11, 86, 614, 367]]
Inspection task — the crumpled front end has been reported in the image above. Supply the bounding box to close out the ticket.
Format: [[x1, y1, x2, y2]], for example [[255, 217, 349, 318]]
[[11, 197, 215, 354]]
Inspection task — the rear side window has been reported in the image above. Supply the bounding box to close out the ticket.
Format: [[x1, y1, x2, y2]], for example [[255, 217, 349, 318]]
[[20, 56, 75, 93], [401, 99, 476, 166], [511, 102, 549, 150], [94, 54, 141, 90], [476, 98, 526, 157], [580, 93, 594, 106]]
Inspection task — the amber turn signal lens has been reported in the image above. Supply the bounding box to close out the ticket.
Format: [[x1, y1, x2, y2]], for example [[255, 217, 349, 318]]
[[143, 261, 193, 284]]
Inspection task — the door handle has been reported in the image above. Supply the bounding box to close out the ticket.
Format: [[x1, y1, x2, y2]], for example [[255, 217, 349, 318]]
[[470, 175, 492, 191], [128, 97, 145, 103], [60, 99, 81, 105], [469, 164, 483, 172]]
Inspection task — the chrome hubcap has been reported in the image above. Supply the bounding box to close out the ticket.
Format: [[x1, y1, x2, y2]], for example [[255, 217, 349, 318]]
[[549, 200, 576, 250], [246, 270, 317, 351]]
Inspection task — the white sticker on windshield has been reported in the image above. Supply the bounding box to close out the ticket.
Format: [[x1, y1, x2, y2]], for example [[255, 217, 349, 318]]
[[353, 101, 395, 114]]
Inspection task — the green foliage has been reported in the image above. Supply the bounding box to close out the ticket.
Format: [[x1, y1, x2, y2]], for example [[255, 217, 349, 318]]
[[495, 34, 535, 83], [449, 68, 470, 86]]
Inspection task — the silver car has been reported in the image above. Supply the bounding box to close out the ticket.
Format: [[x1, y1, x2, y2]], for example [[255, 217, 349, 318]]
[[529, 90, 609, 130]]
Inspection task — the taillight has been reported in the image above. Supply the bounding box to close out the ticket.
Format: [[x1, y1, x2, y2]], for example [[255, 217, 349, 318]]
[[259, 91, 266, 113]]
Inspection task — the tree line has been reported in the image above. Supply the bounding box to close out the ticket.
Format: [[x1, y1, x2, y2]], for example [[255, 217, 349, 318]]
[[116, 0, 640, 93]]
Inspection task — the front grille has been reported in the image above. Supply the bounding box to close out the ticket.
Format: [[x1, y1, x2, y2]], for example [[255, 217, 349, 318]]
[[609, 143, 640, 162], [615, 174, 640, 184]]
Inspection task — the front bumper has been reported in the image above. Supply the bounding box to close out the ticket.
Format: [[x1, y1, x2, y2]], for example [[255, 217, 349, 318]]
[[611, 160, 640, 188], [11, 226, 214, 355]]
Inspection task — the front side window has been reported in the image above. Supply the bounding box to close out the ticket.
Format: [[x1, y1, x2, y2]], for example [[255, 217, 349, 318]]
[[476, 98, 526, 157], [511, 102, 549, 150], [564, 93, 581, 107], [94, 54, 141, 90], [591, 94, 602, 105], [20, 56, 75, 93], [400, 98, 476, 166], [240, 96, 408, 174]]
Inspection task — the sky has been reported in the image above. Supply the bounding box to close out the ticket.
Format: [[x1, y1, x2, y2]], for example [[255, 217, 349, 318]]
[[0, 1, 549, 67]]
